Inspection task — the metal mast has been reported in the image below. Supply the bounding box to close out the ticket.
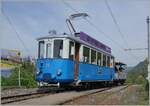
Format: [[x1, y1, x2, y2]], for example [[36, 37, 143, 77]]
[[147, 16, 150, 80], [147, 16, 150, 63], [147, 16, 150, 104]]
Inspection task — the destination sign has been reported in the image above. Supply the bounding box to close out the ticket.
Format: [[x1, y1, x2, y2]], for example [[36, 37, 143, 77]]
[[80, 32, 111, 53]]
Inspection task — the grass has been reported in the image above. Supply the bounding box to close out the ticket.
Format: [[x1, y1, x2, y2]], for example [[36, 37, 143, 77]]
[[126, 59, 149, 104]]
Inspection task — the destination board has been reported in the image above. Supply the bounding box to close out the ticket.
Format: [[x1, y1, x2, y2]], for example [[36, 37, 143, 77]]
[[80, 32, 111, 53]]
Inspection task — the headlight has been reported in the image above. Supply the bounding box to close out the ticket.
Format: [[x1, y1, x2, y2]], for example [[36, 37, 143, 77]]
[[36, 67, 41, 75], [56, 69, 62, 76]]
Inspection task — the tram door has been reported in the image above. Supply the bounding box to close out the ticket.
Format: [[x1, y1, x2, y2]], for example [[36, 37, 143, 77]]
[[74, 43, 80, 80]]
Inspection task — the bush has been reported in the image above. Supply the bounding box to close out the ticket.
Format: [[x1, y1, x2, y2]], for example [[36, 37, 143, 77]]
[[1, 61, 37, 88]]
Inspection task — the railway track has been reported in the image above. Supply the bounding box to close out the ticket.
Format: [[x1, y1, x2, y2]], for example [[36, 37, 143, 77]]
[[1, 92, 48, 104], [1, 85, 128, 105], [59, 85, 129, 105], [1, 87, 65, 104]]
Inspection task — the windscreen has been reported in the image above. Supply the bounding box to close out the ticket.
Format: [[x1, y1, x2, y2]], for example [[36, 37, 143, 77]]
[[38, 41, 45, 58], [53, 40, 63, 58], [120, 64, 127, 70], [46, 43, 52, 58]]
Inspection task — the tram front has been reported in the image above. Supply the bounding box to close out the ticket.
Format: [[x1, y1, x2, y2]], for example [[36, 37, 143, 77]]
[[35, 36, 75, 86]]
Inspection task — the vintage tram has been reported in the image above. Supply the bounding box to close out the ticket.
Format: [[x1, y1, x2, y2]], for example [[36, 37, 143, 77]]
[[35, 31, 126, 87]]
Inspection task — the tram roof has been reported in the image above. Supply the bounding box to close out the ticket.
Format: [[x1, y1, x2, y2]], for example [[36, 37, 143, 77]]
[[37, 32, 112, 55]]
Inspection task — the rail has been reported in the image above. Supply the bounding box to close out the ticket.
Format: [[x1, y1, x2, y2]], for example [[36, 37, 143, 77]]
[[1, 87, 65, 104], [59, 85, 129, 105], [1, 85, 128, 104]]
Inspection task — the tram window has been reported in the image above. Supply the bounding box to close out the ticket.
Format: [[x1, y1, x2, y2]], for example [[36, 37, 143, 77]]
[[91, 49, 96, 64], [97, 52, 101, 66], [103, 54, 106, 66], [53, 40, 63, 58], [83, 46, 90, 63], [107, 56, 110, 67], [110, 56, 114, 67], [38, 41, 44, 58], [46, 43, 51, 58], [69, 41, 74, 60]]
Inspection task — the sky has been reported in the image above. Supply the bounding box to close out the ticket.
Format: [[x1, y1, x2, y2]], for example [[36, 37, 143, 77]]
[[0, 0, 150, 66]]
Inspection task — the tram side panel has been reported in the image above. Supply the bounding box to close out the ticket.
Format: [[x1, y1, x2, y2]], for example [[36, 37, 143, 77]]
[[78, 62, 115, 81]]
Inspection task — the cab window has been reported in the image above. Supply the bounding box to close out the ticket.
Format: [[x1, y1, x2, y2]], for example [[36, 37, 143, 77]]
[[69, 41, 74, 60], [46, 43, 51, 58], [53, 40, 63, 58], [38, 41, 45, 58]]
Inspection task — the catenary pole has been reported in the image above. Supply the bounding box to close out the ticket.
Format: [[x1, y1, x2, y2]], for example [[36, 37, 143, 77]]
[[147, 16, 150, 65], [146, 16, 150, 104], [147, 16, 150, 80]]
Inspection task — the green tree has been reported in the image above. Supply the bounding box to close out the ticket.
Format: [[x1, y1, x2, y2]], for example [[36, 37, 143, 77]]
[[1, 61, 37, 88]]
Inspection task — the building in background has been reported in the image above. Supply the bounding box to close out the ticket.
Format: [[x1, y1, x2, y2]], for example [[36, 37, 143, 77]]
[[1, 49, 21, 63]]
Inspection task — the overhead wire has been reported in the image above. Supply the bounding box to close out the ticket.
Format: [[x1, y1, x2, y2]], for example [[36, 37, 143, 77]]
[[62, 0, 139, 61], [104, 0, 140, 60], [62, 0, 121, 47], [105, 0, 128, 45], [1, 1, 30, 55]]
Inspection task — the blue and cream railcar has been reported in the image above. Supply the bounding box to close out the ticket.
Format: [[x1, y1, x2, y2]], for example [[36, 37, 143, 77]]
[[36, 31, 126, 86]]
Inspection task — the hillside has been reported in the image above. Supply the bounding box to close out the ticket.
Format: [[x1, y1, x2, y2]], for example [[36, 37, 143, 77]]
[[126, 66, 134, 72], [126, 59, 149, 103], [127, 59, 148, 84]]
